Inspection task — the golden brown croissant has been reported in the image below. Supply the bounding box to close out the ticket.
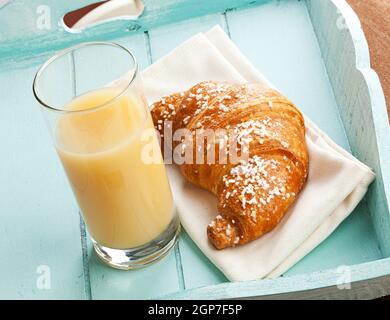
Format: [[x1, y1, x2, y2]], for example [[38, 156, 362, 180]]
[[151, 81, 309, 249]]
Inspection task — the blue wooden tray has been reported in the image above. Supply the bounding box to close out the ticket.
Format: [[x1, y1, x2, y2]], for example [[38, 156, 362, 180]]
[[0, 0, 389, 299]]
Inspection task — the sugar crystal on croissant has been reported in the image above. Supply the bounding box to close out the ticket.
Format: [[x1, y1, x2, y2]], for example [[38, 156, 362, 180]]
[[151, 81, 309, 249]]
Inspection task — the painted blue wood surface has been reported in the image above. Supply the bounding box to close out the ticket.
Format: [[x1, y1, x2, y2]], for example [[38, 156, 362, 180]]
[[160, 257, 390, 299], [306, 0, 390, 258], [0, 64, 86, 299], [0, 0, 267, 72], [0, 0, 388, 299]]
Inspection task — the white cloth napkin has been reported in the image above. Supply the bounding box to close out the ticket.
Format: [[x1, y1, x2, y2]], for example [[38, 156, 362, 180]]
[[140, 26, 375, 281]]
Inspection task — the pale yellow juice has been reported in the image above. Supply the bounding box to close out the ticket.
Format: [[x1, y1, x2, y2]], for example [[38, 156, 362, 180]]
[[56, 88, 174, 249]]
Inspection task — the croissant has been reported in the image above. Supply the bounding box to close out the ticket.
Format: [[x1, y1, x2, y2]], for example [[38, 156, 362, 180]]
[[151, 81, 309, 249]]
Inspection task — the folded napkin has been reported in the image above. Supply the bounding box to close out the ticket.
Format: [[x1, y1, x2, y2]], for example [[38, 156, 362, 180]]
[[141, 26, 375, 281]]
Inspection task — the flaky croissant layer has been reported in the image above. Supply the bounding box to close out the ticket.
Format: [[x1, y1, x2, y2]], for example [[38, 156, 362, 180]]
[[151, 81, 309, 249]]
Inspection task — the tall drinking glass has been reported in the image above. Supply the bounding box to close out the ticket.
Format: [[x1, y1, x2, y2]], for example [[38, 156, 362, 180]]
[[33, 42, 180, 269]]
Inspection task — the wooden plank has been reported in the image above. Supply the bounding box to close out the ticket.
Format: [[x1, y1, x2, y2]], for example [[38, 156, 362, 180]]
[[160, 258, 390, 299], [88, 242, 180, 300], [226, 0, 383, 277], [0, 63, 86, 299], [178, 232, 228, 289], [147, 13, 231, 290], [0, 0, 269, 72], [82, 33, 182, 300], [285, 201, 382, 275], [306, 0, 390, 257], [147, 13, 226, 60]]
